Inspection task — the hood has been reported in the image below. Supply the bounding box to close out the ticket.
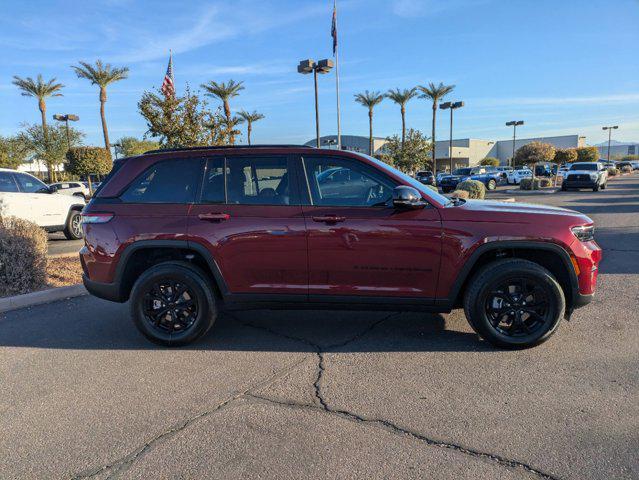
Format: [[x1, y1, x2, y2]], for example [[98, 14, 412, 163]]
[[450, 199, 591, 223], [567, 169, 599, 175]]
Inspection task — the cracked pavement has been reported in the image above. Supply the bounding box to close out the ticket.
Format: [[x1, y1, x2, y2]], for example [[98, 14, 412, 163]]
[[1, 175, 638, 479]]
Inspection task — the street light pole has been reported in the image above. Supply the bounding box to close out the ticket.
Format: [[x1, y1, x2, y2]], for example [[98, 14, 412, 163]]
[[298, 59, 334, 148], [53, 114, 79, 150], [439, 101, 464, 173], [505, 120, 524, 167], [602, 125, 619, 162]]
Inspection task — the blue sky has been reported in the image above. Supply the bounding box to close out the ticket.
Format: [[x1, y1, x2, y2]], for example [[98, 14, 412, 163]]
[[1, 0, 638, 147]]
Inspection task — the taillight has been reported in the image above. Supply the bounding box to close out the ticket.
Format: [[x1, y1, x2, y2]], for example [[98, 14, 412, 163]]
[[82, 212, 114, 224]]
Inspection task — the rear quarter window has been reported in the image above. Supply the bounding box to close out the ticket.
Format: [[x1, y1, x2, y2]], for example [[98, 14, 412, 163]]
[[120, 158, 203, 204]]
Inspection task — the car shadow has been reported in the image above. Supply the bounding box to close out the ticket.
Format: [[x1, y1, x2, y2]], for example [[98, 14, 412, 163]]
[[0, 298, 489, 352]]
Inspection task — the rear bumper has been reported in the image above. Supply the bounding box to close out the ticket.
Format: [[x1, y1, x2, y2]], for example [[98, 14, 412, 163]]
[[82, 274, 124, 303]]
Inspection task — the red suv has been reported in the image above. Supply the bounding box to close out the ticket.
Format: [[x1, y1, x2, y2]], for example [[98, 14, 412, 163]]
[[80, 146, 601, 348]]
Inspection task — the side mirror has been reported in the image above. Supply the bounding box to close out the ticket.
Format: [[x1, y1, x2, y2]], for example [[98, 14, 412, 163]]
[[393, 186, 426, 210], [48, 185, 58, 193]]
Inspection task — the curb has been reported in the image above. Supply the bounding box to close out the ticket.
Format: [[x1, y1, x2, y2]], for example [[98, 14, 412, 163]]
[[0, 284, 87, 314], [505, 188, 559, 195]]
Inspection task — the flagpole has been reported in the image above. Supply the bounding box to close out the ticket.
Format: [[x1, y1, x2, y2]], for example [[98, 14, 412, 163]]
[[334, 0, 342, 150]]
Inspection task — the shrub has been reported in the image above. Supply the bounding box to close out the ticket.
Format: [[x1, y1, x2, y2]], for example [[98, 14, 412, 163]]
[[456, 179, 485, 199], [0, 216, 48, 297], [519, 178, 533, 190], [480, 157, 499, 167], [450, 189, 470, 199], [534, 177, 553, 188], [575, 146, 599, 163], [622, 165, 632, 174], [608, 167, 619, 176], [554, 148, 578, 164]]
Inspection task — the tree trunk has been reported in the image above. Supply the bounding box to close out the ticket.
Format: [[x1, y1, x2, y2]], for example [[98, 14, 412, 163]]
[[100, 87, 111, 158], [247, 122, 252, 146], [431, 103, 437, 173], [368, 109, 374, 155], [39, 100, 54, 182], [401, 105, 406, 146]]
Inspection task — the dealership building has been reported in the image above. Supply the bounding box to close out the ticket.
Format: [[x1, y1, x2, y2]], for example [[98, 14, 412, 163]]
[[307, 134, 589, 170]]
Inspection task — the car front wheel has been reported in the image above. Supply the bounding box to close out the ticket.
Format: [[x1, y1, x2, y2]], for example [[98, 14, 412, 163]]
[[487, 179, 496, 190], [463, 259, 565, 349], [130, 262, 217, 346]]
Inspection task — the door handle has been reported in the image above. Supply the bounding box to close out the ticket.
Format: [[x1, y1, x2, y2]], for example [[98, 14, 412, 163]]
[[198, 213, 230, 222], [312, 215, 346, 224]]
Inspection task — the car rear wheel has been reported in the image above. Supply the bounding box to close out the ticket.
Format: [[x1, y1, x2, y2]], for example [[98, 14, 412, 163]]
[[463, 259, 565, 349], [130, 262, 217, 346], [63, 210, 83, 240], [487, 179, 496, 190]]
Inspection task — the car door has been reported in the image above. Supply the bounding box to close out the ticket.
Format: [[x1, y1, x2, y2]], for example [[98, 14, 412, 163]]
[[300, 155, 442, 300], [0, 171, 29, 221], [13, 172, 67, 227], [187, 154, 308, 297]]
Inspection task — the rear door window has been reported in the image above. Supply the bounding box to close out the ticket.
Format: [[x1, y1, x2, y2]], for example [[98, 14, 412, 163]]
[[0, 172, 19, 192], [120, 158, 203, 203], [226, 156, 293, 205]]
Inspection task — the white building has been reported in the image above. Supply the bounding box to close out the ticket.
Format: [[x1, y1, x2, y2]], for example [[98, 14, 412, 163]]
[[304, 135, 388, 155], [595, 142, 639, 160]]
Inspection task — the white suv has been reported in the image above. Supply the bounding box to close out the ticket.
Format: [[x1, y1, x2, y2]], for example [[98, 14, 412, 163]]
[[0, 168, 85, 239], [50, 181, 90, 200]]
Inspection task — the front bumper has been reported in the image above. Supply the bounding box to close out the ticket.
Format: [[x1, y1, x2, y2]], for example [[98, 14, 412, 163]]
[[564, 180, 598, 188]]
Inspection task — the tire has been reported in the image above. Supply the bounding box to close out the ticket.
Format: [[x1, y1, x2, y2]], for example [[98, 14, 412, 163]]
[[463, 259, 565, 349], [129, 261, 217, 346], [63, 210, 83, 240], [487, 179, 496, 190], [561, 184, 567, 191], [601, 182, 606, 190], [593, 185, 599, 192]]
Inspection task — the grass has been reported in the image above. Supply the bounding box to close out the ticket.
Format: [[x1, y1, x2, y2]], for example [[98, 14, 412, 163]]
[[47, 256, 83, 288]]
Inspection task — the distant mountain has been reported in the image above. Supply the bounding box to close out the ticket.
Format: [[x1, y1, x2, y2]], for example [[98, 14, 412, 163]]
[[594, 140, 639, 146]]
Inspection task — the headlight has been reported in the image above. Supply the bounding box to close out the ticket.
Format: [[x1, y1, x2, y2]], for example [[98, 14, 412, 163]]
[[589, 173, 598, 180], [571, 225, 594, 242]]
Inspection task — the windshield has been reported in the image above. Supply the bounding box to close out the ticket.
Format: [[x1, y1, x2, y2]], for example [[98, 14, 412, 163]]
[[453, 168, 472, 176], [570, 163, 598, 171], [355, 153, 451, 206]]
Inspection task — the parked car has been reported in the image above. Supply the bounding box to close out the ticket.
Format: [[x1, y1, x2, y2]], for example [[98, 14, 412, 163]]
[[561, 162, 608, 191], [435, 170, 449, 185], [80, 145, 601, 349], [415, 170, 435, 186], [438, 166, 502, 193], [495, 166, 513, 180], [50, 181, 90, 200], [0, 168, 85, 239], [629, 161, 639, 170], [506, 168, 533, 185], [534, 163, 557, 177], [616, 161, 633, 171]]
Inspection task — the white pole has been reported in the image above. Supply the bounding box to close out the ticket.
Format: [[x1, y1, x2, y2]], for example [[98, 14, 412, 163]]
[[334, 0, 342, 150]]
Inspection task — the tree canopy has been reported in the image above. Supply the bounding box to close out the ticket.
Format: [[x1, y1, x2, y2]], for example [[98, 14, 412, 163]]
[[17, 123, 84, 175], [0, 135, 30, 169], [575, 146, 600, 163], [117, 137, 160, 157], [554, 148, 578, 164], [382, 129, 432, 173], [513, 141, 556, 166], [480, 157, 499, 166]]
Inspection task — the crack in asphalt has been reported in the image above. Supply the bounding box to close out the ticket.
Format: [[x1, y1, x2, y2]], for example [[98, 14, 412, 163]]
[[69, 355, 310, 480], [237, 312, 560, 480], [245, 393, 559, 480]]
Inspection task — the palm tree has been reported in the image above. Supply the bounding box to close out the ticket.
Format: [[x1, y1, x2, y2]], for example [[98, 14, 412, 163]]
[[219, 116, 243, 145], [417, 82, 455, 173], [354, 91, 384, 155], [237, 110, 265, 146], [12, 74, 64, 181], [386, 87, 417, 145], [72, 60, 129, 156], [201, 80, 244, 122]]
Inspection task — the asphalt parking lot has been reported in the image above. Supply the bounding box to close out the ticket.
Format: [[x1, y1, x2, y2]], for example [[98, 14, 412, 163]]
[[2, 175, 638, 479]]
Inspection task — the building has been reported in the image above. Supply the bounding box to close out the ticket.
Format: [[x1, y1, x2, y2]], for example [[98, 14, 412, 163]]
[[434, 134, 586, 171], [595, 142, 639, 160], [304, 135, 388, 155]]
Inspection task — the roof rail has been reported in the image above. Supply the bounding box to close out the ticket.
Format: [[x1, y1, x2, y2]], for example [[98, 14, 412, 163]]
[[143, 144, 312, 154]]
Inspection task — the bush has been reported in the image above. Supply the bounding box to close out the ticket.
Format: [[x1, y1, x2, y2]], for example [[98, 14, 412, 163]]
[[480, 157, 499, 167], [608, 167, 620, 176], [622, 165, 632, 174], [0, 216, 48, 297], [520, 177, 553, 190], [575, 146, 599, 163], [519, 178, 533, 190], [450, 189, 470, 199], [456, 179, 485, 199]]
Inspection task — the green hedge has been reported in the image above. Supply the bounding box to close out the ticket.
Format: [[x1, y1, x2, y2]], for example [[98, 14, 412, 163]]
[[456, 179, 485, 199]]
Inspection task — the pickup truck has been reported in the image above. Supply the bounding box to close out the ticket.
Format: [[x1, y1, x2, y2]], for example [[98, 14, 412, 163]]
[[439, 166, 502, 193]]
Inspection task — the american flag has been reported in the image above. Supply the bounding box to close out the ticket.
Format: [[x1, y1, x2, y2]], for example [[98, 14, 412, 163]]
[[331, 1, 337, 55], [161, 52, 175, 98]]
